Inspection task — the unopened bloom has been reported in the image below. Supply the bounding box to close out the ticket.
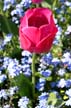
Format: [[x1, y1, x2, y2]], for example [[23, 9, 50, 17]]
[[19, 8, 58, 53]]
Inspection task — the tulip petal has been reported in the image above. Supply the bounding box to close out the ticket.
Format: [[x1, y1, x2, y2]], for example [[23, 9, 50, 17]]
[[35, 34, 55, 53], [40, 25, 51, 39], [40, 24, 58, 39], [22, 27, 40, 45], [26, 9, 34, 19], [20, 15, 28, 28], [19, 30, 35, 52], [25, 8, 52, 24], [33, 8, 52, 23]]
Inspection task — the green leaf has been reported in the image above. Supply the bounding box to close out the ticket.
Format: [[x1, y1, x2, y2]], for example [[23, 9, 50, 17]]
[[13, 74, 32, 98], [0, 15, 18, 35], [41, 1, 51, 8]]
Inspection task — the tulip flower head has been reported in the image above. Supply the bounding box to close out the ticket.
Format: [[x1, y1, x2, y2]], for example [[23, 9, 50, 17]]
[[19, 8, 58, 53]]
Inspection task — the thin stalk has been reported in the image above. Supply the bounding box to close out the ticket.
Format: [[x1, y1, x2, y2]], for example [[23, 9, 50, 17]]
[[32, 53, 36, 100]]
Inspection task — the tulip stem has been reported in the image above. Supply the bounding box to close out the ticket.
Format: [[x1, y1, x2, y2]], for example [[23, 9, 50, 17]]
[[32, 53, 36, 103]]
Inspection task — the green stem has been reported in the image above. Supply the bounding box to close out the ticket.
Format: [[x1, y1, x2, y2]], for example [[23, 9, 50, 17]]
[[32, 53, 36, 99]]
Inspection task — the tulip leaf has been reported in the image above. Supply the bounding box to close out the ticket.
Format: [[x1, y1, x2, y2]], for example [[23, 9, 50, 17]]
[[0, 15, 18, 35], [14, 74, 32, 98]]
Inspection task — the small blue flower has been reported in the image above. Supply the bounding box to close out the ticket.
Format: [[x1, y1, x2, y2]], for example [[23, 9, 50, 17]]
[[0, 89, 8, 100], [50, 82, 56, 88], [12, 16, 19, 24], [8, 86, 18, 96], [51, 58, 60, 67], [63, 52, 71, 58], [21, 56, 32, 65], [0, 39, 4, 50], [22, 50, 32, 57], [3, 57, 11, 69], [61, 52, 71, 70], [21, 64, 31, 76], [53, 38, 59, 45], [0, 74, 7, 83], [18, 96, 29, 108], [3, 0, 16, 11], [20, 0, 31, 8], [38, 92, 48, 100], [11, 8, 24, 17], [3, 33, 12, 45], [61, 58, 69, 66], [36, 78, 46, 91], [36, 102, 55, 108], [67, 59, 71, 71], [35, 100, 47, 108], [66, 79, 71, 88], [65, 98, 71, 106], [57, 78, 66, 88], [53, 26, 62, 45], [40, 53, 52, 67], [40, 70, 51, 77], [66, 88, 71, 98], [58, 68, 66, 76], [65, 1, 71, 7], [7, 58, 21, 78]]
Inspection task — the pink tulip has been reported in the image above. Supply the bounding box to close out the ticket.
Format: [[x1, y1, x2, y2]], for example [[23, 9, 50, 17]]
[[19, 8, 58, 53]]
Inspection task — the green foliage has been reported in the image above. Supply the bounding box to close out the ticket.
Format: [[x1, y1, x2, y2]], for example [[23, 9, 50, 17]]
[[0, 15, 18, 35], [13, 74, 32, 98]]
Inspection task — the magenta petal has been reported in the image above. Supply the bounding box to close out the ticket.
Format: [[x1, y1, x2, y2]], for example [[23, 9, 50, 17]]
[[35, 34, 55, 53], [26, 8, 52, 24], [39, 25, 51, 39], [40, 24, 57, 39], [20, 16, 28, 28], [19, 30, 35, 52], [34, 8, 52, 23], [26, 9, 34, 19], [22, 27, 40, 45]]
